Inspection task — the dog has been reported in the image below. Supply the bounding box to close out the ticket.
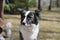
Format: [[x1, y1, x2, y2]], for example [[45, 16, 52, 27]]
[[18, 8, 40, 40], [0, 27, 5, 40], [0, 18, 12, 38]]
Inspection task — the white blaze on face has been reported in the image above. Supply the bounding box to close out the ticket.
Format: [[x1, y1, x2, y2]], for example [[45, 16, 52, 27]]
[[23, 11, 30, 25], [25, 11, 30, 16]]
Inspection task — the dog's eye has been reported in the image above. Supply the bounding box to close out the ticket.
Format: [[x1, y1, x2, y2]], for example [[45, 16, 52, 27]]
[[27, 15, 31, 18], [22, 15, 25, 17]]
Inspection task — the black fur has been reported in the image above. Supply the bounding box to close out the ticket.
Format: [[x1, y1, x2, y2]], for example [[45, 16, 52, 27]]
[[19, 32, 24, 40], [35, 10, 40, 19], [0, 27, 3, 34]]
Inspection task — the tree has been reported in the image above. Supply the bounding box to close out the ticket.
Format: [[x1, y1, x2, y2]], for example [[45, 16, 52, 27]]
[[0, 0, 5, 19], [56, 0, 59, 7], [38, 0, 42, 11], [15, 0, 29, 10], [48, 0, 52, 11]]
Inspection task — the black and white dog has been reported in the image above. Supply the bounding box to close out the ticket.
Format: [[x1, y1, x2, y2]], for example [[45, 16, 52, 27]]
[[18, 8, 40, 40]]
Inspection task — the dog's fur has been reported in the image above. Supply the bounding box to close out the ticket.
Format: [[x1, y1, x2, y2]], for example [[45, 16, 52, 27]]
[[0, 34, 5, 40], [0, 27, 5, 40], [4, 22, 12, 38], [18, 8, 40, 40], [0, 18, 12, 38]]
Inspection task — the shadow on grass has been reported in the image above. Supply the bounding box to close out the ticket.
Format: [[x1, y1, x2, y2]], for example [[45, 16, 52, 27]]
[[40, 30, 60, 34], [48, 8, 60, 13], [41, 18, 60, 22]]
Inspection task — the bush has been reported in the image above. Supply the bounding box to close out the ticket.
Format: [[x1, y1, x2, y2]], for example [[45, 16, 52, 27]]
[[15, 0, 28, 10], [29, 0, 36, 7], [4, 0, 37, 14], [4, 4, 17, 14], [4, 4, 10, 12]]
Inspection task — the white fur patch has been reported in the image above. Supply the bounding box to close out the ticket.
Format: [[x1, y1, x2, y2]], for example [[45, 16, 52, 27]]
[[6, 22, 12, 29], [23, 11, 30, 25], [20, 24, 39, 40], [25, 11, 30, 16], [0, 34, 5, 40], [5, 22, 12, 37]]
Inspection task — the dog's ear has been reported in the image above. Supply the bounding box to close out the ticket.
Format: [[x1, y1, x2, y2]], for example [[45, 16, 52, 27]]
[[17, 8, 25, 15], [35, 10, 40, 19]]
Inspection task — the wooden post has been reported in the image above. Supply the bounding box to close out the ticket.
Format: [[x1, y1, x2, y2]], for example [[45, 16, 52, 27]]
[[0, 0, 5, 19]]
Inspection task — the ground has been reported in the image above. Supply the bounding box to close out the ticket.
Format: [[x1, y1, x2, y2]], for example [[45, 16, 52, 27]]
[[4, 8, 60, 40]]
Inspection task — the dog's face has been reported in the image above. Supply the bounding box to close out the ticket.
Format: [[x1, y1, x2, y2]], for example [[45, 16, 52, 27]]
[[18, 8, 40, 26]]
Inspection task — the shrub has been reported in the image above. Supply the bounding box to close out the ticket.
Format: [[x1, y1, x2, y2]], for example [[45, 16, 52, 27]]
[[29, 0, 36, 7], [4, 4, 10, 12]]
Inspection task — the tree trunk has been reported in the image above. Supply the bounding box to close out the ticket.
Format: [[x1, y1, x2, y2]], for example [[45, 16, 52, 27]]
[[38, 0, 42, 11], [48, 0, 52, 11], [56, 0, 59, 7], [0, 0, 5, 19]]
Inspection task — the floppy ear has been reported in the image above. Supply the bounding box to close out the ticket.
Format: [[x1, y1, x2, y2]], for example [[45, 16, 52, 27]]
[[17, 8, 25, 15], [17, 8, 25, 23], [35, 10, 40, 18]]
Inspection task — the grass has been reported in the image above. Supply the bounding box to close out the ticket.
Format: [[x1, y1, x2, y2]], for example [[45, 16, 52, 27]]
[[4, 8, 60, 40]]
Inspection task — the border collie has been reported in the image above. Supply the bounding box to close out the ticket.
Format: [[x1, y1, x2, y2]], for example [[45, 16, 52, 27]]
[[18, 8, 40, 40]]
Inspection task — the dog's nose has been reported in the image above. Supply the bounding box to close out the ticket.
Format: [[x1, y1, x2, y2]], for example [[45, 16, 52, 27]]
[[22, 22, 25, 25]]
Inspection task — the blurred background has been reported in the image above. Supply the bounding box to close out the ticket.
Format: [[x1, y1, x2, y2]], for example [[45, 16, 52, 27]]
[[2, 0, 60, 40], [4, 0, 60, 14]]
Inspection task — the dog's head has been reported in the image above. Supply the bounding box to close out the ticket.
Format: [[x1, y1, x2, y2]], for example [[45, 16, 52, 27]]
[[17, 8, 40, 26]]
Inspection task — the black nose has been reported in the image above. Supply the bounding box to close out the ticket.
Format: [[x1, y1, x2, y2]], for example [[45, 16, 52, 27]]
[[22, 22, 25, 25]]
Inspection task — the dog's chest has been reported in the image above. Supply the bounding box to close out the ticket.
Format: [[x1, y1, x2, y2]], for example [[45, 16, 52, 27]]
[[20, 24, 39, 40], [20, 24, 39, 32]]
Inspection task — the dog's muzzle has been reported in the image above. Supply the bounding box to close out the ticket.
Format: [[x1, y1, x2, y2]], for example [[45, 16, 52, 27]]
[[22, 22, 25, 25]]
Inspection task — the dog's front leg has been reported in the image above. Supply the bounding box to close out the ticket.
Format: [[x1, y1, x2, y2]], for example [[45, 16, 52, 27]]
[[34, 33, 39, 40], [34, 37, 38, 40], [19, 32, 24, 40]]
